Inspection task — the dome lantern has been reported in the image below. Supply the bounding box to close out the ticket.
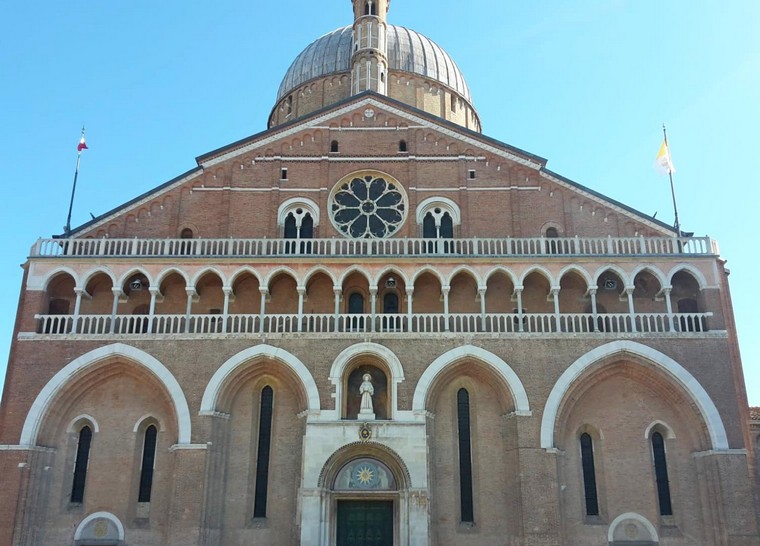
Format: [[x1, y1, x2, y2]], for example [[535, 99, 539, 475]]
[[350, 0, 390, 95]]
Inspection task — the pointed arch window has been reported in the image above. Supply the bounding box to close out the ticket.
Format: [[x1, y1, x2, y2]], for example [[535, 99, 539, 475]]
[[457, 388, 474, 523], [651, 431, 673, 516], [579, 432, 599, 516], [253, 386, 274, 518], [138, 425, 158, 502], [284, 208, 315, 254], [71, 425, 92, 503]]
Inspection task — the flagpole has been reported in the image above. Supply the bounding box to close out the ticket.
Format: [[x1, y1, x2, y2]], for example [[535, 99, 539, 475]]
[[663, 123, 682, 238], [65, 127, 86, 237]]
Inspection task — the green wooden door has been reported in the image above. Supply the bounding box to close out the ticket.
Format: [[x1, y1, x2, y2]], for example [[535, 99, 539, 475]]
[[336, 500, 393, 546]]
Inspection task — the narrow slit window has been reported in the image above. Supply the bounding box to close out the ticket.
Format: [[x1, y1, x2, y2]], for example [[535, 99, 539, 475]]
[[70, 425, 92, 503], [138, 425, 158, 502], [579, 433, 599, 516], [652, 432, 673, 516], [331, 140, 339, 153], [457, 388, 474, 523], [468, 169, 476, 179], [280, 168, 288, 181], [253, 386, 274, 518], [399, 140, 407, 152]]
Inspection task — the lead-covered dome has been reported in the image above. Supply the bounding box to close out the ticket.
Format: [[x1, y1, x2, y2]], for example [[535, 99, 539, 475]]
[[277, 25, 472, 103], [270, 23, 480, 132]]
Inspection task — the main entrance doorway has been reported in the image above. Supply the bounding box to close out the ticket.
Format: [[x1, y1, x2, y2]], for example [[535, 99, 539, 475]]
[[336, 500, 393, 546]]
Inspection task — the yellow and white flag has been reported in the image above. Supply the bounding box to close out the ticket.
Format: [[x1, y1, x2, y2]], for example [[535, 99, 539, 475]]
[[655, 139, 675, 175]]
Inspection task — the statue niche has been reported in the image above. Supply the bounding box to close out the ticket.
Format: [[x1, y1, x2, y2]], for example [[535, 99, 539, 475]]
[[345, 365, 389, 420]]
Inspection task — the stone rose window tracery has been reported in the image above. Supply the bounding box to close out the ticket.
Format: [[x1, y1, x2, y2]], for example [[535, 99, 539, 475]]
[[330, 171, 407, 238]]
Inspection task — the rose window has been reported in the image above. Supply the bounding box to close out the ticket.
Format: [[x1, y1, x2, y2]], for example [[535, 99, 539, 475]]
[[330, 172, 407, 238]]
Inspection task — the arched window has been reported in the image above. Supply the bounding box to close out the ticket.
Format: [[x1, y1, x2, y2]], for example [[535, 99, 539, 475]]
[[422, 209, 454, 252], [348, 293, 365, 314], [284, 209, 315, 253], [71, 425, 92, 503], [579, 432, 599, 516], [545, 226, 561, 254], [457, 388, 474, 523], [331, 140, 339, 153], [383, 292, 398, 314], [284, 213, 298, 239], [138, 425, 158, 503], [347, 293, 365, 330], [399, 140, 407, 153], [651, 431, 673, 516], [179, 228, 194, 254], [440, 212, 454, 239], [285, 95, 293, 115], [422, 212, 436, 239], [253, 386, 274, 518], [417, 198, 460, 243]]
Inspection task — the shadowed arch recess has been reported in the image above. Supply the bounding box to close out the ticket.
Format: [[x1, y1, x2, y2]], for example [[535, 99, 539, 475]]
[[20, 343, 191, 446], [413, 345, 530, 414], [540, 340, 728, 450], [200, 344, 321, 416]]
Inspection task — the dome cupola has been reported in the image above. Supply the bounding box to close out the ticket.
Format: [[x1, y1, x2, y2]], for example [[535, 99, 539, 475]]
[[269, 2, 480, 131]]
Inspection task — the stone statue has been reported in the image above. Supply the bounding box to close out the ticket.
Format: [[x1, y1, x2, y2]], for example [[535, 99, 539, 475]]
[[359, 373, 375, 419]]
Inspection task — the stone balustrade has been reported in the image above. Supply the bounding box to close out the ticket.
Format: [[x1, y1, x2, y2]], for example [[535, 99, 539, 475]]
[[34, 311, 712, 336], [30, 235, 719, 259]]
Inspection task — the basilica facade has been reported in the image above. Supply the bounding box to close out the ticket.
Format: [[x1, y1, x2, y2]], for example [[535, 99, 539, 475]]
[[1, 1, 758, 545]]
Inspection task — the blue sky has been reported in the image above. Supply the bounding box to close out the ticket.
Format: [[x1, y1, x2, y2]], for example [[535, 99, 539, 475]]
[[1, 1, 758, 403]]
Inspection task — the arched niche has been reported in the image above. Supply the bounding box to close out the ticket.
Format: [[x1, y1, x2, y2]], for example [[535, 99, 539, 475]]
[[74, 511, 125, 545], [329, 343, 405, 421]]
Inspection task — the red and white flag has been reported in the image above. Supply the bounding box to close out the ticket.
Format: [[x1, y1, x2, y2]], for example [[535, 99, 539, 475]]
[[77, 134, 88, 152]]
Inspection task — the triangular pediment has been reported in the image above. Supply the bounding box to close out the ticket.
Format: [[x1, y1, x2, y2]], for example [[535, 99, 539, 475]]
[[68, 92, 673, 238]]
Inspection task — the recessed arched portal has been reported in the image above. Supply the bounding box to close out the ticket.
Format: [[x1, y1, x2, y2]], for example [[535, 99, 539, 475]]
[[315, 442, 412, 546]]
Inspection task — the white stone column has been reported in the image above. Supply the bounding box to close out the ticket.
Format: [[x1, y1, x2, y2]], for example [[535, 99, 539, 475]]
[[148, 287, 159, 333], [109, 287, 122, 334], [370, 287, 378, 332], [259, 288, 268, 333], [184, 287, 197, 334], [297, 286, 306, 333], [478, 286, 487, 331], [442, 285, 450, 332], [515, 287, 524, 332], [71, 288, 84, 334], [333, 287, 342, 332], [406, 287, 414, 332], [552, 287, 561, 332], [626, 287, 637, 333], [663, 286, 675, 332], [589, 288, 599, 332], [222, 286, 232, 333]]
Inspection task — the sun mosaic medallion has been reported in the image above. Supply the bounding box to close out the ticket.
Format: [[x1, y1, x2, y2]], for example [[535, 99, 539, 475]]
[[349, 461, 381, 489], [333, 458, 397, 492], [329, 171, 407, 239]]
